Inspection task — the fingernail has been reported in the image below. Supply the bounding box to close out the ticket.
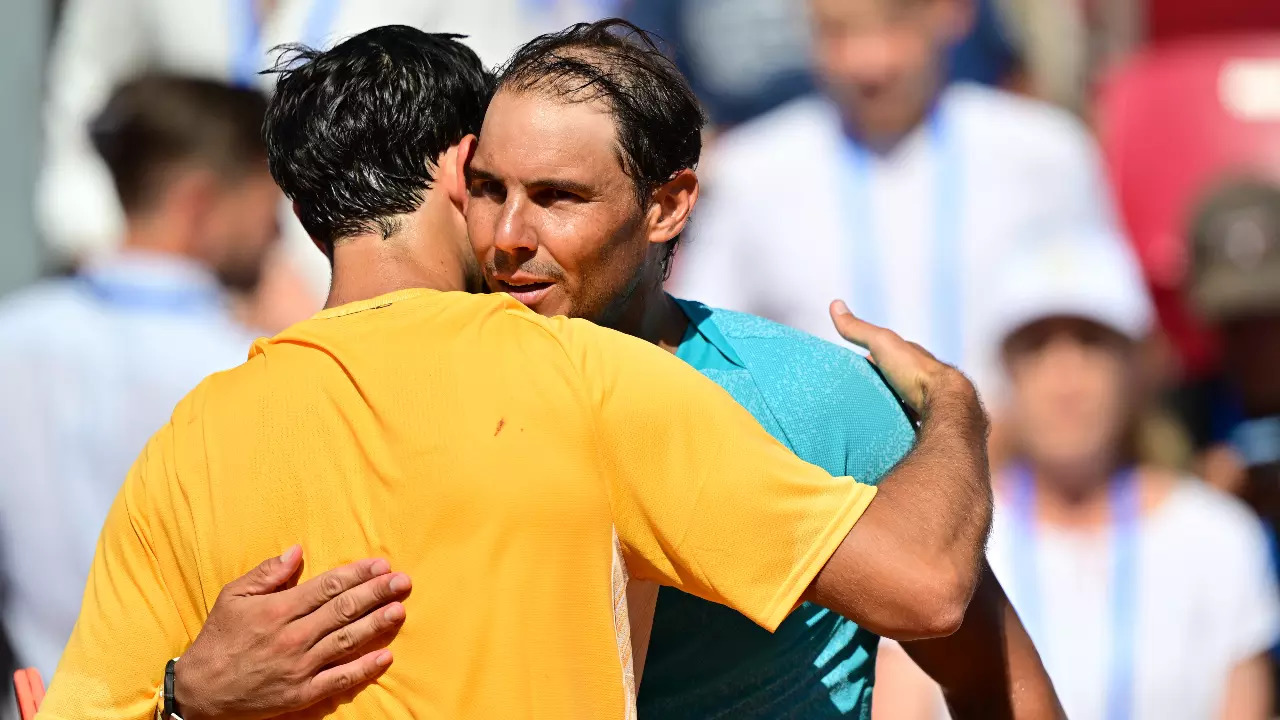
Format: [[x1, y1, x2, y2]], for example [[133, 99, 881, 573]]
[[375, 650, 393, 666], [389, 574, 411, 593], [279, 545, 301, 564], [384, 603, 406, 622], [833, 300, 850, 315], [370, 559, 391, 575]]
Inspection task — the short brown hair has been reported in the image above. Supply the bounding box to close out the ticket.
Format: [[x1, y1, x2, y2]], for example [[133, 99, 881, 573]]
[[90, 74, 269, 212]]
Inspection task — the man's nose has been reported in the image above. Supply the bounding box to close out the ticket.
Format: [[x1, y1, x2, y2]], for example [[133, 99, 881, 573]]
[[493, 196, 538, 256]]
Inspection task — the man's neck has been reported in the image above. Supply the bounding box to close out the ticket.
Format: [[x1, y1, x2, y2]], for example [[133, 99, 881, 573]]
[[325, 233, 469, 309], [1032, 467, 1113, 529], [842, 89, 942, 154], [121, 214, 191, 259], [606, 281, 688, 357]]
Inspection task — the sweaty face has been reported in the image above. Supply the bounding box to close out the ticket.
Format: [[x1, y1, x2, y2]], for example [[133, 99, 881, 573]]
[[203, 168, 282, 292], [1004, 318, 1135, 477], [809, 0, 964, 141], [466, 89, 653, 323]]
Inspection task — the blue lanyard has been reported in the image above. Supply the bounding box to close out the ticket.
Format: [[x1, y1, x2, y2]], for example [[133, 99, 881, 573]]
[[1009, 466, 1141, 720], [840, 108, 964, 367], [231, 0, 341, 87], [81, 276, 224, 314]]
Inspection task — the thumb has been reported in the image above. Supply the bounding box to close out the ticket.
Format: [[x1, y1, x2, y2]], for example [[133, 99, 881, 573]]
[[231, 545, 303, 596], [829, 300, 879, 352]]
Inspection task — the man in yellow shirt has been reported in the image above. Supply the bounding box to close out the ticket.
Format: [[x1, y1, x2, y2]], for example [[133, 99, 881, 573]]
[[38, 27, 992, 720]]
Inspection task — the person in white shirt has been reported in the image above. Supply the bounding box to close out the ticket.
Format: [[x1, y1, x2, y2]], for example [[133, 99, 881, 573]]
[[872, 231, 1280, 720], [0, 74, 278, 681], [38, 0, 615, 314], [672, 0, 1124, 397]]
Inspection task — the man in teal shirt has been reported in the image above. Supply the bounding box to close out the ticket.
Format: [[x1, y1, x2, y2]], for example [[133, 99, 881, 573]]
[[642, 299, 913, 717], [155, 20, 1059, 720], [467, 20, 1053, 719]]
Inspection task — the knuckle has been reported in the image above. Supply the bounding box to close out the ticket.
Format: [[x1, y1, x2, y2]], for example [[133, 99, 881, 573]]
[[320, 572, 346, 600], [370, 608, 394, 632], [276, 625, 306, 651], [334, 626, 358, 654], [371, 576, 394, 601], [333, 669, 355, 691], [333, 592, 361, 623], [284, 662, 309, 688], [262, 598, 291, 625]]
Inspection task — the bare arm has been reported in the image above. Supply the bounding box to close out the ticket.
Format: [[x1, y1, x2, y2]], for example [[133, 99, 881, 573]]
[[900, 562, 1064, 719], [1219, 653, 1274, 720], [806, 302, 992, 641]]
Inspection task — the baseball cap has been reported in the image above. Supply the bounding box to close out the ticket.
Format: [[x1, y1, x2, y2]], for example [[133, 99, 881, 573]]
[[987, 229, 1155, 348], [1188, 179, 1280, 320]]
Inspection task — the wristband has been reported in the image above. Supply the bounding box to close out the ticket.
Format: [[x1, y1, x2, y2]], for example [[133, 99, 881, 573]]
[[163, 657, 184, 720]]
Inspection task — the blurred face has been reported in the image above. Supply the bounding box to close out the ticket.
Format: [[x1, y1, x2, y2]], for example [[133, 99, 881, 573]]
[[1004, 318, 1136, 477], [201, 167, 282, 291], [466, 89, 660, 324], [809, 0, 969, 141]]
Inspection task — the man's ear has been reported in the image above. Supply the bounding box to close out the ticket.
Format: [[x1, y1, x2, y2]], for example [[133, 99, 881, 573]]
[[291, 200, 329, 260], [646, 169, 700, 246], [445, 134, 479, 212]]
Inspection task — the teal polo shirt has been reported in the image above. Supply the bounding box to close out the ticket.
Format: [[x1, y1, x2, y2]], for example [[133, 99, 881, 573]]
[[637, 299, 916, 719]]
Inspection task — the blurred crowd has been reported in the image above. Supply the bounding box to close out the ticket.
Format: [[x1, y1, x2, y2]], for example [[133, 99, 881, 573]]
[[2, 0, 1280, 718]]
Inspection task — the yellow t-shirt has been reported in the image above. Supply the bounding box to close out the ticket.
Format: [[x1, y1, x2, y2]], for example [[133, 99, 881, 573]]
[[39, 289, 876, 720]]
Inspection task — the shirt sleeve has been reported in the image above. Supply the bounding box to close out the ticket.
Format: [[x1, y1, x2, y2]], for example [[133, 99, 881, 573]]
[[1223, 508, 1280, 663], [543, 314, 878, 632], [37, 420, 202, 720]]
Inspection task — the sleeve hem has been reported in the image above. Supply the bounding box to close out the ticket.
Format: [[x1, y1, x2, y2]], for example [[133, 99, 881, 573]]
[[756, 480, 878, 632]]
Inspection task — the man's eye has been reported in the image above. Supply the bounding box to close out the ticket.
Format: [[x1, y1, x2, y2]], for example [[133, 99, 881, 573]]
[[472, 180, 505, 200], [537, 188, 582, 206]]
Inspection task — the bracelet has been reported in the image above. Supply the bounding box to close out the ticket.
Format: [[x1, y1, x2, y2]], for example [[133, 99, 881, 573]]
[[163, 657, 184, 720]]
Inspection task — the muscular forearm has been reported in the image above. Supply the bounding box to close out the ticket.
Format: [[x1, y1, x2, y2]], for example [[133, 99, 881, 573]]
[[902, 562, 1064, 720], [882, 371, 992, 592], [809, 370, 992, 639]]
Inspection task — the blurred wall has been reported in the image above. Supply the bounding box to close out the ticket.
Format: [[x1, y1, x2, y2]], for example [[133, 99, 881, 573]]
[[0, 2, 46, 296]]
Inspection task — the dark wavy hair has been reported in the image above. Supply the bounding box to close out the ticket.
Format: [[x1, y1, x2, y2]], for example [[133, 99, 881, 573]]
[[496, 19, 707, 277], [264, 25, 494, 256]]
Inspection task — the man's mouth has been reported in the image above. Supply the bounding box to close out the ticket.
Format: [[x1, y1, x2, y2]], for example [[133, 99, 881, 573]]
[[493, 279, 555, 307]]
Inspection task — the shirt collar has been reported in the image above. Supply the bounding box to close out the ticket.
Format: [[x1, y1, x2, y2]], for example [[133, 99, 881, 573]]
[[81, 250, 224, 294], [79, 250, 228, 312], [674, 297, 745, 367]]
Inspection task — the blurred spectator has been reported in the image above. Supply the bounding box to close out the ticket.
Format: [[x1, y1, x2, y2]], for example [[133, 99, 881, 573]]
[[621, 0, 1017, 131], [623, 0, 816, 128], [0, 74, 274, 680], [1188, 179, 1280, 687], [673, 0, 1124, 397], [1094, 37, 1280, 486], [1189, 179, 1280, 487], [38, 0, 606, 317], [997, 0, 1144, 114], [874, 232, 1280, 720]]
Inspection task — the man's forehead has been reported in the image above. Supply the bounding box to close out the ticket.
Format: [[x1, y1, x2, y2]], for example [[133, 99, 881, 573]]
[[474, 89, 623, 174]]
